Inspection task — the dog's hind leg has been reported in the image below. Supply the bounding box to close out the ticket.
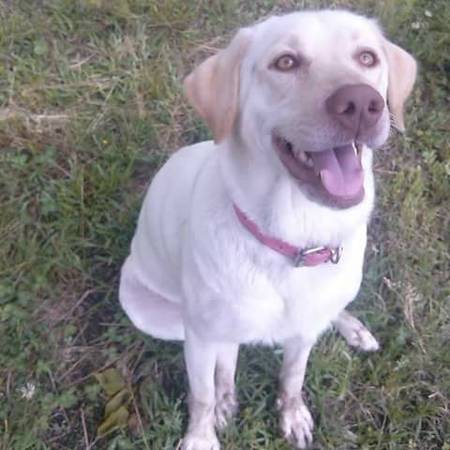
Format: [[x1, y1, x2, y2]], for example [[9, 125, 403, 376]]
[[119, 257, 185, 341], [333, 310, 379, 352]]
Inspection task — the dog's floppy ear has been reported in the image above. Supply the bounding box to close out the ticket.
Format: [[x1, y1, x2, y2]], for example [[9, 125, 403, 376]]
[[184, 28, 252, 143], [383, 40, 417, 132]]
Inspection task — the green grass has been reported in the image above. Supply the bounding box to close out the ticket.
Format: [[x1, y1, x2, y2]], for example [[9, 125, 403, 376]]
[[0, 0, 448, 449]]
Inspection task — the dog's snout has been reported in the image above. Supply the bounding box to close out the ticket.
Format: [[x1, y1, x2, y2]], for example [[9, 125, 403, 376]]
[[325, 84, 384, 134]]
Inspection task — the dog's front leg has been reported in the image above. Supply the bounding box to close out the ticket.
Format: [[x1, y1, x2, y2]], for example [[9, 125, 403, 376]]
[[214, 342, 239, 430], [277, 337, 314, 449], [182, 328, 221, 450]]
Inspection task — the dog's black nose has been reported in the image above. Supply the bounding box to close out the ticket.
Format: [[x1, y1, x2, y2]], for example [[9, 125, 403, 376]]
[[326, 84, 384, 134]]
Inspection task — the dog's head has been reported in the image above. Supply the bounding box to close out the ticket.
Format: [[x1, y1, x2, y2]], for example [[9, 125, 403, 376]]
[[184, 10, 416, 208]]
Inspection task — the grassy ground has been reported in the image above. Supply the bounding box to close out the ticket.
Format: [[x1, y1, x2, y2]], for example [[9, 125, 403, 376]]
[[0, 0, 448, 449]]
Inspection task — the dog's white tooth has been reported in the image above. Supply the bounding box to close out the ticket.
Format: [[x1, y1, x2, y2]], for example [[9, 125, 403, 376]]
[[352, 142, 358, 156], [298, 150, 308, 163]]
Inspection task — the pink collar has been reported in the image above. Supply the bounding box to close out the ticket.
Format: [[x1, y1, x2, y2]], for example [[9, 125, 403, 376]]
[[233, 204, 342, 267]]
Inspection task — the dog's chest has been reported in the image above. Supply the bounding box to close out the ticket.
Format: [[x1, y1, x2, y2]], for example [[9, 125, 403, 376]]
[[254, 265, 363, 343], [188, 226, 367, 344], [272, 253, 365, 341]]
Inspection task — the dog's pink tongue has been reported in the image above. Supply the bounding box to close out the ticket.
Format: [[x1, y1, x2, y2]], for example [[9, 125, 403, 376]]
[[309, 145, 363, 199]]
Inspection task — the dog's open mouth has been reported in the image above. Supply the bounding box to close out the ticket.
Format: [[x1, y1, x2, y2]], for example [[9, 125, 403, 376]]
[[273, 134, 364, 205]]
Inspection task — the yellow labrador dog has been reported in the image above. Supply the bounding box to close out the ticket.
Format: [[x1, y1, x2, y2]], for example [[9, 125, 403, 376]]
[[119, 10, 416, 450]]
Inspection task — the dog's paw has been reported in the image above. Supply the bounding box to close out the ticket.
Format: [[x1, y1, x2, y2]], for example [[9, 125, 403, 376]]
[[215, 390, 238, 430], [343, 323, 380, 352], [181, 429, 220, 450], [335, 313, 380, 352], [278, 397, 314, 449]]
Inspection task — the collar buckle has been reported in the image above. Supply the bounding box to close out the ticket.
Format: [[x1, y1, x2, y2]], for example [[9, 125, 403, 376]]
[[294, 245, 343, 267], [294, 246, 327, 267]]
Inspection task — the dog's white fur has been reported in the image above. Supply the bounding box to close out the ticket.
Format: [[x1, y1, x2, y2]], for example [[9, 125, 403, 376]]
[[119, 10, 416, 449]]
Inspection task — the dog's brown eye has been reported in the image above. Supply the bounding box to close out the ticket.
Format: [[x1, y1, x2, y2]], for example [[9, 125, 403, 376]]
[[274, 54, 299, 71], [358, 50, 377, 67]]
